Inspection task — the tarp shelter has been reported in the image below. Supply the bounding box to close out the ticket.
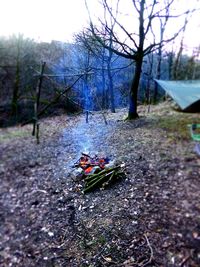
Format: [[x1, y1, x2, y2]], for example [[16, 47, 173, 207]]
[[155, 80, 200, 112]]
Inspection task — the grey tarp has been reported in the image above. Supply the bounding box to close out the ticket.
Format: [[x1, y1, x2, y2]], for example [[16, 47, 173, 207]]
[[155, 80, 200, 110]]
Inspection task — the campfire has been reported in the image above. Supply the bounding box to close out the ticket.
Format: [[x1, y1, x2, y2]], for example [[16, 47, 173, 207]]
[[74, 152, 110, 175], [73, 153, 125, 193]]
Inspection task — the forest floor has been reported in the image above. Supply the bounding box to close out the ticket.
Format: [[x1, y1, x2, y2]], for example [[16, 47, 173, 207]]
[[0, 102, 200, 267]]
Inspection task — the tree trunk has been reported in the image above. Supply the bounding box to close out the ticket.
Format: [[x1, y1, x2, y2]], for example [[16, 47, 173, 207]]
[[173, 40, 183, 80], [84, 53, 91, 110], [109, 73, 115, 113], [107, 59, 115, 113], [145, 53, 153, 106], [101, 66, 106, 108], [168, 52, 174, 80], [127, 0, 144, 119], [107, 37, 115, 113], [154, 45, 162, 103], [128, 58, 143, 119], [12, 36, 21, 118], [11, 62, 20, 118]]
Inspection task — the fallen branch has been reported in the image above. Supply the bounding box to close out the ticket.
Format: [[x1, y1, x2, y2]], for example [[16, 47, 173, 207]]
[[179, 255, 191, 267], [139, 234, 154, 267]]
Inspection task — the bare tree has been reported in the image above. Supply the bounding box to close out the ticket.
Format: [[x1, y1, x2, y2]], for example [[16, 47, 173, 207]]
[[3, 34, 37, 119], [85, 0, 195, 119], [190, 46, 200, 79], [172, 15, 189, 80], [144, 52, 154, 107], [153, 1, 171, 103], [11, 36, 21, 117]]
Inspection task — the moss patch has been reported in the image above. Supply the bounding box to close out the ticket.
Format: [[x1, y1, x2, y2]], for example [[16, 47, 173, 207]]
[[152, 114, 200, 141], [0, 128, 30, 142]]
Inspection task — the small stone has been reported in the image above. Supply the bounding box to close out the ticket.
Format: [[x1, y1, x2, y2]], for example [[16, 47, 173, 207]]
[[48, 232, 54, 237]]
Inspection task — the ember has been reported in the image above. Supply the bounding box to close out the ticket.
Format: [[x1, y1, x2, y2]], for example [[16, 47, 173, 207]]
[[74, 153, 109, 175]]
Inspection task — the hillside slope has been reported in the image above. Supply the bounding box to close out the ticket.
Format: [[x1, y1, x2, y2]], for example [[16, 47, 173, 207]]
[[0, 103, 200, 267]]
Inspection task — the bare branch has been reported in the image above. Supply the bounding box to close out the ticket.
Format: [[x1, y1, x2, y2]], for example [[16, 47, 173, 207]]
[[132, 0, 140, 13], [21, 73, 84, 126], [91, 61, 133, 72], [89, 23, 135, 59], [144, 0, 157, 36], [103, 0, 139, 49]]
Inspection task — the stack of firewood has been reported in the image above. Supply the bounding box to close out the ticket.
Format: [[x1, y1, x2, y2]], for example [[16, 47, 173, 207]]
[[83, 164, 125, 193]]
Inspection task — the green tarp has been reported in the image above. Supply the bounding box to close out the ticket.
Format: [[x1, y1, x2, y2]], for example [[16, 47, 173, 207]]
[[155, 80, 200, 110]]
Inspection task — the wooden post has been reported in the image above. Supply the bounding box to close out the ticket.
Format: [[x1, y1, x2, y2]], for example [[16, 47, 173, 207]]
[[32, 62, 46, 143], [86, 110, 89, 123]]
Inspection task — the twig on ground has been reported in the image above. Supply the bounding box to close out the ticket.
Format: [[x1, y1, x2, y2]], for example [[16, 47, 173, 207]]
[[179, 255, 191, 267], [101, 255, 118, 264], [93, 244, 107, 262], [31, 189, 48, 194], [139, 234, 154, 267]]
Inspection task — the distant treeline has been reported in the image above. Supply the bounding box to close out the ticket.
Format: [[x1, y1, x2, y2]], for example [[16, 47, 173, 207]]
[[0, 34, 199, 126]]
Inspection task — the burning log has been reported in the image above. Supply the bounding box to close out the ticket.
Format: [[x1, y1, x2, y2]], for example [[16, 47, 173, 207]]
[[73, 153, 109, 175]]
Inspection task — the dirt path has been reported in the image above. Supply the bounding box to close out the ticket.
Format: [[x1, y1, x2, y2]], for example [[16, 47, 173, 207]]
[[0, 105, 200, 267]]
